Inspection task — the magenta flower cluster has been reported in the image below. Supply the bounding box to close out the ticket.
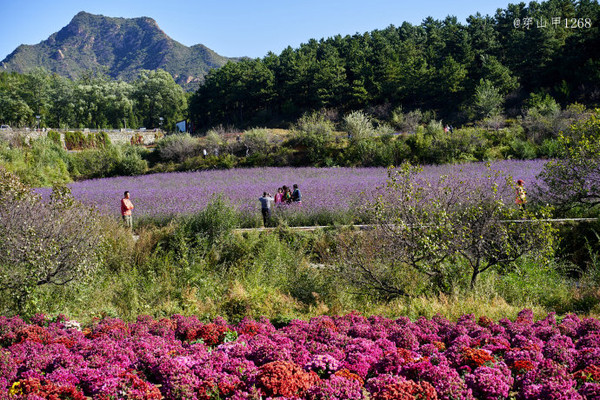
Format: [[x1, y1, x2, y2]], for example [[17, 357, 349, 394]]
[[3, 309, 599, 399]]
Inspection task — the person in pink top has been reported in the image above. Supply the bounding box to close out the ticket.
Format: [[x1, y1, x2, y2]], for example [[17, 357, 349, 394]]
[[121, 191, 134, 229], [274, 187, 284, 205]]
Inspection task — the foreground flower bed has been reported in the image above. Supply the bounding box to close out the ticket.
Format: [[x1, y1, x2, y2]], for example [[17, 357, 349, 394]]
[[3, 309, 599, 399]]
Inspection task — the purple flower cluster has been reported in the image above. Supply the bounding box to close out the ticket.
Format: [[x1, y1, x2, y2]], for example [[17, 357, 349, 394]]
[[35, 160, 546, 220], [5, 308, 600, 399]]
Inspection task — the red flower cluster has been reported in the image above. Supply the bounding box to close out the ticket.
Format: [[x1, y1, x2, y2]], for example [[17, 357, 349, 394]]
[[315, 318, 338, 333], [333, 368, 364, 385], [510, 359, 536, 374], [87, 318, 130, 340], [519, 342, 541, 352], [397, 348, 416, 364], [194, 380, 218, 400], [237, 320, 262, 337], [574, 365, 600, 383], [478, 316, 494, 328], [10, 378, 86, 400], [372, 379, 438, 400], [432, 341, 446, 351], [196, 323, 228, 346], [100, 371, 162, 400], [462, 347, 495, 369], [16, 326, 52, 344], [52, 336, 77, 349], [257, 360, 320, 397]]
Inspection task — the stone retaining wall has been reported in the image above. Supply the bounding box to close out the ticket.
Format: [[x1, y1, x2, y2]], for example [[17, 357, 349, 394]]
[[3, 129, 160, 146]]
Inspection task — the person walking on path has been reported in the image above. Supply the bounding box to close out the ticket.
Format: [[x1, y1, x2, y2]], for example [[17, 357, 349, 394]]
[[259, 192, 274, 227], [515, 180, 527, 209], [292, 184, 302, 204], [121, 191, 134, 230]]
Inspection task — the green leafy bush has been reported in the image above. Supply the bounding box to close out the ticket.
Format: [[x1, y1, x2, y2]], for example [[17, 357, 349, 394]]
[[344, 111, 375, 142], [537, 110, 600, 211], [47, 130, 61, 145], [155, 133, 200, 163], [0, 170, 102, 315], [180, 154, 238, 170], [70, 146, 122, 179], [241, 128, 273, 155], [64, 131, 86, 150], [291, 112, 335, 164], [174, 195, 239, 249], [115, 146, 148, 176]]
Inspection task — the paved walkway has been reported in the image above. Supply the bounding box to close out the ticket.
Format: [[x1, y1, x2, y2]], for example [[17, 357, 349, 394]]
[[232, 218, 598, 233]]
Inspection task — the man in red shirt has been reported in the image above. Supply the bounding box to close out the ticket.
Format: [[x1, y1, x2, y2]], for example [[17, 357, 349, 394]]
[[121, 191, 134, 229]]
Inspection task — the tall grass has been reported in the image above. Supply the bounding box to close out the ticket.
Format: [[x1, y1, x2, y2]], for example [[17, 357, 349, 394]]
[[8, 218, 598, 324]]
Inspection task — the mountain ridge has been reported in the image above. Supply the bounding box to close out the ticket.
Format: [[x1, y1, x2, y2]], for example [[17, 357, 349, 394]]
[[0, 11, 233, 90]]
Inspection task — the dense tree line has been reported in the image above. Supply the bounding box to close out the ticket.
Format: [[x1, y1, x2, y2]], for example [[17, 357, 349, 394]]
[[1, 0, 598, 132], [190, 0, 600, 128], [0, 69, 187, 130]]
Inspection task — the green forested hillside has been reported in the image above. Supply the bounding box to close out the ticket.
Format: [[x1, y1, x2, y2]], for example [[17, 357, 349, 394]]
[[190, 0, 600, 128], [0, 11, 231, 90]]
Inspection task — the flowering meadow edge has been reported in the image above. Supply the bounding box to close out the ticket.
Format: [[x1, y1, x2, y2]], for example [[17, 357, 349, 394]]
[[35, 160, 547, 220]]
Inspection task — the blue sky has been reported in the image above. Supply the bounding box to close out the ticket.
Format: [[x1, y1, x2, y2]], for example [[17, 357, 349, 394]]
[[0, 0, 515, 61]]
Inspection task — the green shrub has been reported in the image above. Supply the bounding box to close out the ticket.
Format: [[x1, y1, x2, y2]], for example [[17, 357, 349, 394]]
[[425, 120, 444, 137], [87, 131, 111, 148], [291, 112, 335, 164], [508, 138, 538, 159], [47, 130, 61, 145], [431, 128, 488, 163], [405, 130, 433, 163], [1, 138, 72, 186], [271, 147, 296, 166], [342, 139, 396, 167], [242, 128, 273, 156], [180, 154, 238, 171], [155, 133, 200, 163], [64, 131, 86, 150], [115, 148, 148, 176], [69, 146, 121, 179], [484, 127, 516, 147], [537, 138, 562, 158], [472, 79, 504, 119], [494, 258, 574, 312], [175, 195, 239, 249], [344, 111, 375, 142], [203, 130, 225, 155], [391, 107, 423, 132], [0, 172, 103, 315]]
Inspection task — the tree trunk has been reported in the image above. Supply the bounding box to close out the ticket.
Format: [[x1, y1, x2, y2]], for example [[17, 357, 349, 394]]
[[470, 267, 479, 289]]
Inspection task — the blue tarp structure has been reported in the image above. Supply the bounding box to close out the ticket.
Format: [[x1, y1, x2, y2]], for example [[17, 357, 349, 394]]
[[175, 120, 186, 133]]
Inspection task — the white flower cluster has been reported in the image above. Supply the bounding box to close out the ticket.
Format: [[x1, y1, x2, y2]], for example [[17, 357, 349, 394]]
[[64, 319, 82, 331]]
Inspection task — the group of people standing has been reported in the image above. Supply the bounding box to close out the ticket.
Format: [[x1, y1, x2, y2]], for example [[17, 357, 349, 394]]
[[274, 184, 301, 205], [259, 184, 302, 226]]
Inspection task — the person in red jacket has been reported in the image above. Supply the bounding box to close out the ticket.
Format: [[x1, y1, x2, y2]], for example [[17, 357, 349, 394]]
[[121, 191, 134, 229]]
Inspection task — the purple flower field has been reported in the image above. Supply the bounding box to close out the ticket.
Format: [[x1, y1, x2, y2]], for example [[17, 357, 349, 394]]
[[37, 160, 547, 220], [2, 309, 600, 399]]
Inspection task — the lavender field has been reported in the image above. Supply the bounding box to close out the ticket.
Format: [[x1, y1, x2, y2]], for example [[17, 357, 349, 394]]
[[38, 160, 547, 222]]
